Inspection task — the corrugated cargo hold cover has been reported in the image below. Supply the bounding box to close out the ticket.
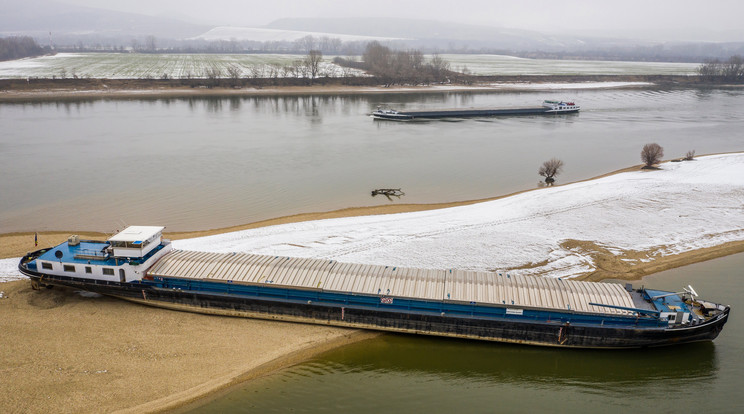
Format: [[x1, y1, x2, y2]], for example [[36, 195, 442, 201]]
[[147, 250, 634, 315]]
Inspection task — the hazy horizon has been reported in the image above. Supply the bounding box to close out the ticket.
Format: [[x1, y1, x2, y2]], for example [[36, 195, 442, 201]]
[[52, 0, 744, 42]]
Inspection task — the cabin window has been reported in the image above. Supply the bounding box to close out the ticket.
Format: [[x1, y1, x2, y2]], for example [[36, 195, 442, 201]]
[[102, 268, 115, 276], [41, 262, 53, 270], [63, 265, 75, 272], [119, 269, 126, 283], [85, 266, 92, 274]]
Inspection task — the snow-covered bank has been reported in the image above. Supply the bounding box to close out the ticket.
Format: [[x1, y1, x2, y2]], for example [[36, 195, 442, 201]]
[[3, 154, 743, 281], [0, 258, 21, 282], [487, 81, 652, 90], [361, 81, 653, 93]]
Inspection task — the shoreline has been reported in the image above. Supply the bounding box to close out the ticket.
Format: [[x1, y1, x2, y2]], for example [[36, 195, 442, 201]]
[[4, 156, 744, 282], [119, 329, 380, 414], [0, 82, 656, 102], [0, 278, 378, 414], [3, 74, 739, 103], [3, 154, 743, 413], [0, 163, 646, 261]]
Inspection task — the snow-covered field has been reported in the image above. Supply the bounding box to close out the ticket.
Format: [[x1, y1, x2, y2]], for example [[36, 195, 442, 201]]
[[0, 53, 364, 80], [0, 52, 699, 80], [3, 154, 743, 282], [442, 54, 700, 76]]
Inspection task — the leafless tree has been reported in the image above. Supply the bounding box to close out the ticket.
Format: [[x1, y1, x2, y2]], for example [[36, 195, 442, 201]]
[[722, 55, 744, 81], [145, 35, 157, 52], [538, 158, 564, 186], [429, 53, 450, 81], [281, 65, 294, 78], [684, 150, 696, 161], [304, 50, 323, 82], [641, 143, 664, 168], [225, 64, 242, 87], [697, 55, 744, 82], [203, 67, 222, 88], [358, 42, 451, 86], [294, 59, 309, 79], [249, 65, 265, 79], [296, 35, 316, 53]]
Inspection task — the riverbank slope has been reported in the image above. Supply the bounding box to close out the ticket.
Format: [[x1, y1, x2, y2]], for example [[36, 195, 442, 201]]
[[0, 74, 724, 102]]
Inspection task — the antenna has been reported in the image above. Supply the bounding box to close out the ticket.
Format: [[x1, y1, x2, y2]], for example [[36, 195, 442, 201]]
[[684, 285, 699, 298]]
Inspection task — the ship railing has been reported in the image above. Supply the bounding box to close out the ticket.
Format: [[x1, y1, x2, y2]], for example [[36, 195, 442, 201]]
[[74, 248, 109, 261], [588, 302, 660, 317]]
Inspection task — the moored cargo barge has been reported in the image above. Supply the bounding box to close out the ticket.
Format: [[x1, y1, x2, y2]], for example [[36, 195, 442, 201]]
[[371, 100, 580, 120], [19, 226, 729, 348]]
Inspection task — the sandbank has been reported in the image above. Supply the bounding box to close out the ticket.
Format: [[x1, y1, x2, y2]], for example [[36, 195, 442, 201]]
[[0, 279, 378, 413], [2, 154, 743, 413]]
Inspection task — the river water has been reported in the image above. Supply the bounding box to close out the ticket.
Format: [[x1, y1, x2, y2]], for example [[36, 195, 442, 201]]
[[184, 253, 744, 414], [1, 87, 743, 233]]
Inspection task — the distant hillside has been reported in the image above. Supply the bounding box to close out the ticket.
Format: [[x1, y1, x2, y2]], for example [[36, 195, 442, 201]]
[[266, 17, 744, 61], [0, 0, 207, 41], [266, 17, 566, 50], [194, 27, 402, 43]]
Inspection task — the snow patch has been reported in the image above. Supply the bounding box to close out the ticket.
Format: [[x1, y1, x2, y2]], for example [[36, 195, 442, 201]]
[[4, 154, 743, 284], [173, 154, 744, 279], [488, 82, 652, 90], [0, 258, 25, 282]]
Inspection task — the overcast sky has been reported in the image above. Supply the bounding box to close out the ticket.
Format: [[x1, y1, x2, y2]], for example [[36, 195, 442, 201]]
[[59, 0, 744, 41]]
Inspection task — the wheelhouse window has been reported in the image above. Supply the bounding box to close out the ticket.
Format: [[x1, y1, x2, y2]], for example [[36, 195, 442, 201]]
[[63, 265, 75, 272], [102, 268, 115, 276], [41, 262, 53, 270]]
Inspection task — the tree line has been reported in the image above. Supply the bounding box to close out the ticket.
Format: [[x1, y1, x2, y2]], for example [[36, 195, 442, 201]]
[[55, 35, 374, 56], [697, 55, 744, 82], [333, 42, 453, 86], [0, 36, 50, 62]]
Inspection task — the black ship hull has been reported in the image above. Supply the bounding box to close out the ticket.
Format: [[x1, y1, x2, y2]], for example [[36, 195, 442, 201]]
[[20, 264, 729, 349], [372, 107, 579, 120]]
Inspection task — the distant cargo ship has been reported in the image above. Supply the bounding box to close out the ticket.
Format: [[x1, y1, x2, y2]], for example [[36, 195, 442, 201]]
[[19, 226, 729, 348], [371, 100, 580, 120]]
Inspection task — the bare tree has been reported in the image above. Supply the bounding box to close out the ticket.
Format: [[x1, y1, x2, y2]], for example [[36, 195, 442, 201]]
[[203, 67, 222, 88], [296, 35, 316, 53], [144, 35, 157, 52], [641, 143, 664, 168], [697, 55, 744, 82], [684, 150, 696, 161], [225, 64, 242, 87], [429, 53, 450, 82], [538, 158, 564, 186], [304, 50, 323, 82], [294, 59, 309, 79]]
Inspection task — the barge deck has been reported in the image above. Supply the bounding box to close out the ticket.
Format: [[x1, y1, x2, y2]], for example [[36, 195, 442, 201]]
[[18, 227, 730, 348]]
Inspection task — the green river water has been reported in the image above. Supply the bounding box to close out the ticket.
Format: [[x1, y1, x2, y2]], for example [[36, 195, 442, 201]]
[[184, 253, 743, 413]]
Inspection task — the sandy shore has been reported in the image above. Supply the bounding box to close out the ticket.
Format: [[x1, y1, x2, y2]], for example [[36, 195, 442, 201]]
[[2, 156, 743, 413], [0, 279, 377, 413], [0, 79, 663, 102], [6, 161, 743, 284]]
